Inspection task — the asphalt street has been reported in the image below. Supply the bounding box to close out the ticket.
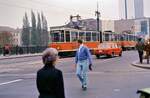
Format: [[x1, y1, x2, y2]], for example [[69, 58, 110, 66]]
[[0, 51, 150, 98]]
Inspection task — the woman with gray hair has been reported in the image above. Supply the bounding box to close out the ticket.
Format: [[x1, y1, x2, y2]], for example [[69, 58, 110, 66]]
[[36, 48, 65, 98]]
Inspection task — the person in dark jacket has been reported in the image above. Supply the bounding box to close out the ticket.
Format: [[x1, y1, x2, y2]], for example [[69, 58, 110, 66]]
[[136, 38, 145, 64], [144, 38, 150, 64], [36, 48, 65, 98]]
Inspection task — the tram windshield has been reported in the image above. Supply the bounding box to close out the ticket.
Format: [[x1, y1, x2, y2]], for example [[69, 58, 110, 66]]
[[50, 30, 64, 42]]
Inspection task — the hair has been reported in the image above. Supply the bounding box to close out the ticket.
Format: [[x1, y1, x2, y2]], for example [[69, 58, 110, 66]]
[[42, 48, 58, 66], [138, 38, 142, 42], [77, 39, 83, 44]]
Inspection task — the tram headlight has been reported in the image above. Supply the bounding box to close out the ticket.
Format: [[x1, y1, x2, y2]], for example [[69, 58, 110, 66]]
[[57, 46, 60, 50]]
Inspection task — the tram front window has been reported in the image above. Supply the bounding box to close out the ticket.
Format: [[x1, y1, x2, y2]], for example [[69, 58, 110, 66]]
[[51, 32, 60, 42], [50, 30, 64, 42]]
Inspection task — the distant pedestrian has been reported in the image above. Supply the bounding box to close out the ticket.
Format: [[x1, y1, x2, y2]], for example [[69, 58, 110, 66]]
[[15, 45, 19, 55], [19, 47, 23, 54], [136, 38, 145, 64], [144, 38, 150, 64], [3, 44, 10, 56], [75, 39, 93, 91], [36, 48, 65, 98]]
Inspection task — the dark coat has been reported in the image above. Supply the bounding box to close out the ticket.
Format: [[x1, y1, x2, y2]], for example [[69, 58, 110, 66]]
[[136, 41, 144, 52], [36, 65, 65, 98]]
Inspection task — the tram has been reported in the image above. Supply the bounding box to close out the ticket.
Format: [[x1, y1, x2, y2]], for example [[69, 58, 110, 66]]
[[49, 27, 100, 57], [49, 27, 138, 57], [103, 31, 138, 50]]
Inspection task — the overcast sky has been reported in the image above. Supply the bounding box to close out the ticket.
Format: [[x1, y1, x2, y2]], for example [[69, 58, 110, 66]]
[[0, 0, 149, 28]]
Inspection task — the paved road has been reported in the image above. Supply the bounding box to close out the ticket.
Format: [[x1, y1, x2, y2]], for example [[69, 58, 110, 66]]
[[0, 51, 150, 98]]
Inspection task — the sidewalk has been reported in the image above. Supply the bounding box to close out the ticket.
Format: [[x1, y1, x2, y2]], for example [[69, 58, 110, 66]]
[[131, 60, 150, 69], [0, 53, 42, 60]]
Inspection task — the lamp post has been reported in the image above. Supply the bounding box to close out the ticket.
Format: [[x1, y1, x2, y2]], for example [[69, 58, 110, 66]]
[[95, 2, 102, 43]]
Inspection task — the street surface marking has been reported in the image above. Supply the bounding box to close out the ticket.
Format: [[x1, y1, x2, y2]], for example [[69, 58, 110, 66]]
[[0, 79, 23, 86], [114, 89, 120, 92]]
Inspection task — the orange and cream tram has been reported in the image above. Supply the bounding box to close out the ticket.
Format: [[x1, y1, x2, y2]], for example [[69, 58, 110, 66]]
[[103, 31, 138, 50], [49, 28, 100, 57], [49, 28, 139, 57]]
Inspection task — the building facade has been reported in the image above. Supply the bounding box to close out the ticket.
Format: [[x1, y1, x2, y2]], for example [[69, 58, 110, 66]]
[[134, 18, 150, 39], [0, 26, 22, 46]]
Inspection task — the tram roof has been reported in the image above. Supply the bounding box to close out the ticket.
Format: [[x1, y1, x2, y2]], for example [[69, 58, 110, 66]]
[[50, 27, 98, 32]]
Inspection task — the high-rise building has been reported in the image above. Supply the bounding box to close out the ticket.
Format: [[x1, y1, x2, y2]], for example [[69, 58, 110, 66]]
[[119, 0, 134, 19], [134, 0, 144, 18], [119, 0, 144, 19]]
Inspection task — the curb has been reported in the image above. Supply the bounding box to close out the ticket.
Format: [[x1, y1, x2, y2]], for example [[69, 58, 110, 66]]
[[0, 54, 42, 60], [131, 61, 150, 69]]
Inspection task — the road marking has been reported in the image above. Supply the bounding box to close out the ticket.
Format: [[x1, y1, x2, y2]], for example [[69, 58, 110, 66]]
[[0, 79, 23, 86], [114, 89, 120, 92]]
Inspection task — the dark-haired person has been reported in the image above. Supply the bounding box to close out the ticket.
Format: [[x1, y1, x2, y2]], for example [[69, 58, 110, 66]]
[[36, 48, 65, 98], [136, 38, 144, 64], [75, 39, 93, 91]]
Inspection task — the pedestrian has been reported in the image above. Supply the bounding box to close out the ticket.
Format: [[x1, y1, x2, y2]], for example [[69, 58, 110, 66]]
[[36, 48, 65, 98], [144, 38, 150, 64], [15, 45, 19, 55], [136, 38, 145, 64], [75, 39, 93, 91], [3, 44, 10, 56], [3, 46, 5, 56]]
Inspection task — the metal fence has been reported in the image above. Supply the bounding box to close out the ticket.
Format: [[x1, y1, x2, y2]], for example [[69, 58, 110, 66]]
[[0, 46, 48, 55]]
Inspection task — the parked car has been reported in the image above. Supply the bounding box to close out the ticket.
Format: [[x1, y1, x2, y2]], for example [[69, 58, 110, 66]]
[[93, 42, 122, 58]]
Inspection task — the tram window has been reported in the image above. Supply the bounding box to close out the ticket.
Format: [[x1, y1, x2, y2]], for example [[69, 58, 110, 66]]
[[125, 34, 128, 41], [114, 34, 118, 41], [104, 34, 109, 41], [129, 35, 134, 41], [97, 32, 100, 41], [51, 32, 60, 42], [71, 31, 78, 42], [103, 33, 105, 41], [65, 31, 70, 42], [60, 32, 64, 42], [86, 32, 91, 41], [120, 34, 125, 41], [111, 34, 115, 41], [79, 32, 85, 41], [96, 32, 99, 41], [129, 35, 131, 41], [92, 32, 97, 41]]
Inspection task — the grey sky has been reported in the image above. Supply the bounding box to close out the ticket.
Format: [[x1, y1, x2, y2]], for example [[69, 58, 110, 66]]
[[0, 0, 149, 28]]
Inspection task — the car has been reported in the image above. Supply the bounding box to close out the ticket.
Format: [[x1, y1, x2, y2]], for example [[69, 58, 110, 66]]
[[93, 42, 122, 58]]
